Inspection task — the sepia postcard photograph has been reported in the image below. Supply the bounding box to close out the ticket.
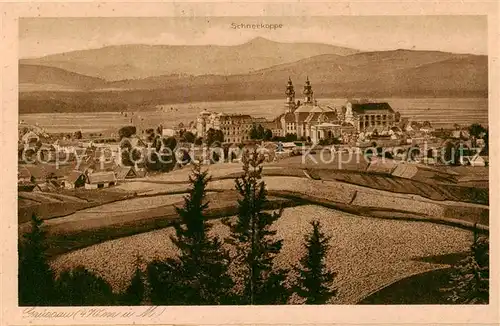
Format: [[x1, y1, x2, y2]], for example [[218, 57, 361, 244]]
[[1, 1, 499, 325]]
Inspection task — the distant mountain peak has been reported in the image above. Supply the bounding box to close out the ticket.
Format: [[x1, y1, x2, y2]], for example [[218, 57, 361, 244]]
[[20, 38, 359, 80], [244, 37, 276, 45]]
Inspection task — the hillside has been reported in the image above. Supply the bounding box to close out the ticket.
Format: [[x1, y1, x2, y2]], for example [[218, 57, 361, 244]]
[[20, 37, 358, 81], [18, 49, 488, 113], [19, 64, 106, 91]]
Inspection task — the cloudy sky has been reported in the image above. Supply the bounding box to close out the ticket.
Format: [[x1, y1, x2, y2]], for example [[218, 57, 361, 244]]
[[19, 16, 487, 58]]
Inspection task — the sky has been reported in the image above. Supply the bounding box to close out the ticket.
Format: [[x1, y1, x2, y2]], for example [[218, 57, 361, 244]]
[[19, 16, 487, 58]]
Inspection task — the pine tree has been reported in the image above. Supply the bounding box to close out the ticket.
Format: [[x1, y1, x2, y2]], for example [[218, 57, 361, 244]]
[[223, 149, 290, 305], [53, 266, 116, 306], [442, 228, 489, 304], [121, 256, 145, 305], [294, 220, 337, 304], [18, 213, 56, 306], [147, 164, 234, 305]]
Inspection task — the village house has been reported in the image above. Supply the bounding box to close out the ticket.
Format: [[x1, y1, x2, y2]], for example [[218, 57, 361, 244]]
[[17, 166, 36, 192], [23, 164, 72, 184], [62, 171, 86, 189], [85, 171, 117, 189], [18, 166, 33, 183], [161, 128, 176, 137], [33, 182, 58, 192], [21, 130, 40, 145], [114, 165, 146, 180]]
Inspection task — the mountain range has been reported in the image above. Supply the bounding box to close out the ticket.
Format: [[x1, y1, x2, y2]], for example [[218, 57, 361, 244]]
[[18, 38, 488, 113], [20, 37, 358, 81]]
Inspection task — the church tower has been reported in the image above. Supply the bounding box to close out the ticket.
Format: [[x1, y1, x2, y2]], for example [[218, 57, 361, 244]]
[[285, 77, 296, 113], [303, 76, 313, 104]]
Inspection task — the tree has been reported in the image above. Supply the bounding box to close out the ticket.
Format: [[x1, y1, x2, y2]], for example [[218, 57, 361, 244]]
[[161, 136, 177, 152], [249, 124, 266, 140], [145, 136, 178, 172], [118, 125, 137, 139], [120, 138, 134, 166], [263, 129, 273, 141], [194, 137, 203, 145], [483, 130, 489, 155], [18, 213, 56, 306], [294, 221, 337, 304], [249, 124, 259, 140], [182, 131, 196, 143], [145, 129, 156, 143], [468, 124, 486, 139], [74, 130, 82, 139], [257, 125, 265, 139], [206, 128, 224, 145], [53, 266, 116, 306], [442, 229, 489, 304], [120, 256, 145, 305], [147, 164, 234, 305], [223, 150, 290, 305]]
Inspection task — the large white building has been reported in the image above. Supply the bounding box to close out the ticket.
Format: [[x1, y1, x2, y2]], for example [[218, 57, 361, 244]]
[[273, 78, 401, 143], [196, 111, 254, 143]]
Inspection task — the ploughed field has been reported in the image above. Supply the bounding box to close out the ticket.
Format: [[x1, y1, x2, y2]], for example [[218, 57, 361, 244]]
[[51, 205, 473, 304], [19, 159, 488, 257]]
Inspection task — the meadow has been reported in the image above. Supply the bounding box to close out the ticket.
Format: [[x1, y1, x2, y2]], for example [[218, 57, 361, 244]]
[[50, 205, 473, 304]]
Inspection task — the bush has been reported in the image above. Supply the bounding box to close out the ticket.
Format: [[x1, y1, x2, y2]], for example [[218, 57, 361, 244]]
[[118, 125, 136, 139], [442, 230, 489, 304], [182, 131, 196, 143]]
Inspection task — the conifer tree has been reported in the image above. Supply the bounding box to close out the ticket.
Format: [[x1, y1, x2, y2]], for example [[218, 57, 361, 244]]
[[147, 164, 234, 305], [294, 220, 337, 304], [121, 256, 145, 305], [53, 266, 116, 306], [442, 228, 489, 304], [18, 213, 56, 306], [223, 150, 290, 305]]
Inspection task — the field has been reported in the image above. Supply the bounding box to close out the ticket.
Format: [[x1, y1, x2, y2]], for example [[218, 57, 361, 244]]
[[50, 205, 473, 304], [19, 97, 488, 134], [17, 150, 489, 304], [18, 160, 488, 259]]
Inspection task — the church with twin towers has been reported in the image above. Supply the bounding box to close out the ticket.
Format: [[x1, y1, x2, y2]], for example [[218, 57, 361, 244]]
[[272, 77, 399, 142]]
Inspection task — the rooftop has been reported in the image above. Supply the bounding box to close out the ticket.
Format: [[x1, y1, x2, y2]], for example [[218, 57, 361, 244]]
[[351, 102, 395, 114], [87, 171, 117, 184]]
